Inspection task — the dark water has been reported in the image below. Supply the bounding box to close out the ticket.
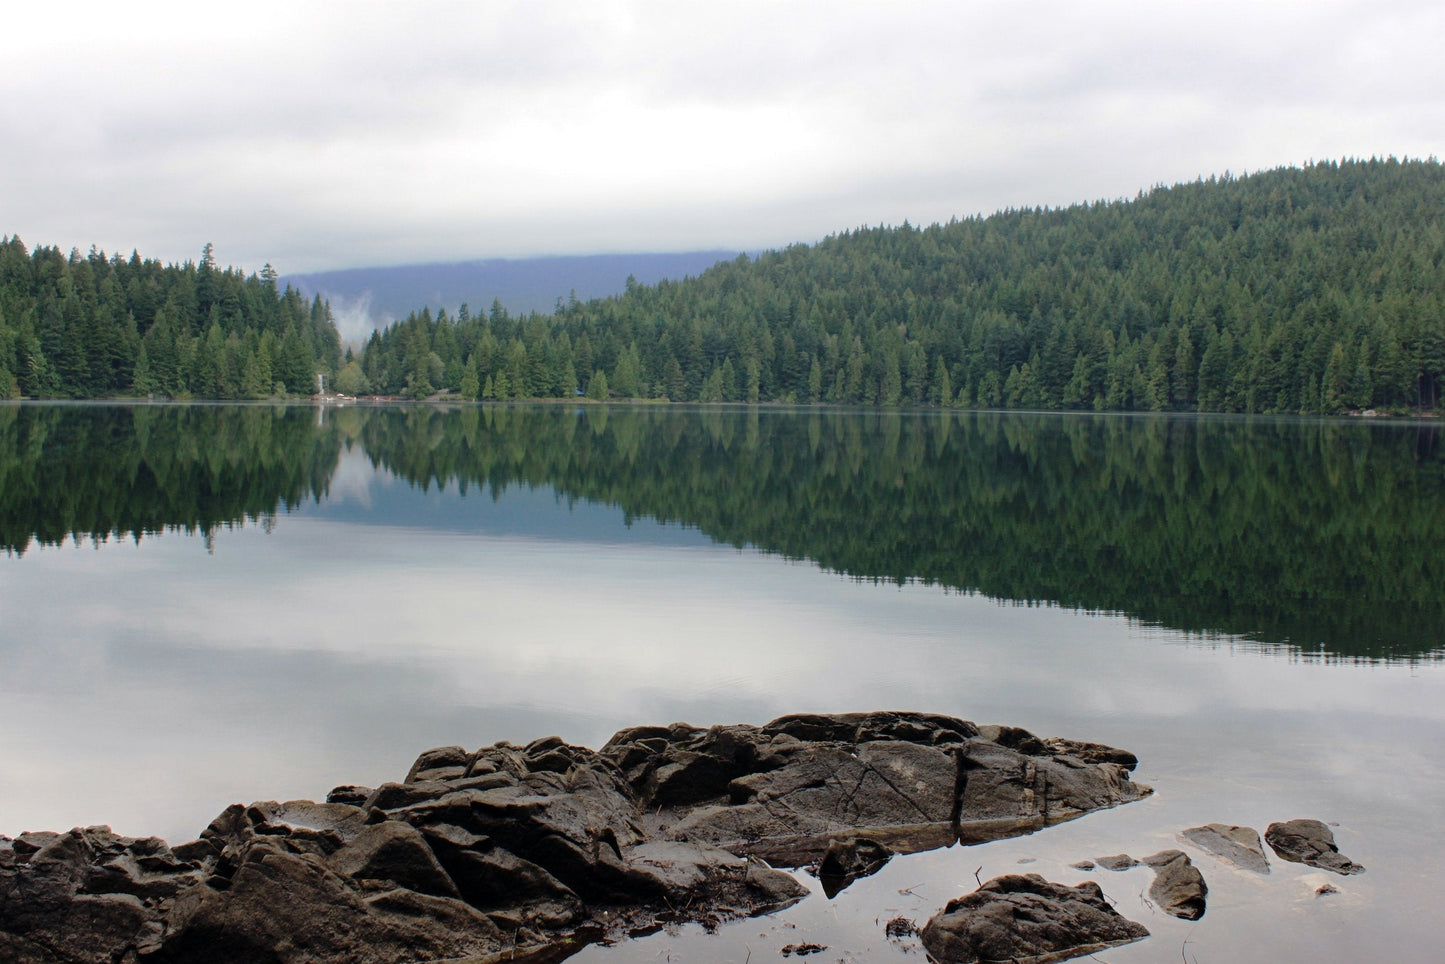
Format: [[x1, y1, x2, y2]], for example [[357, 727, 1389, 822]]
[[2, 402, 1442, 963]]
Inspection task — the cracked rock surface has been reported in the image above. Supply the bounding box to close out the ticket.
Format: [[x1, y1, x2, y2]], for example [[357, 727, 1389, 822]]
[[1, 711, 1148, 964]]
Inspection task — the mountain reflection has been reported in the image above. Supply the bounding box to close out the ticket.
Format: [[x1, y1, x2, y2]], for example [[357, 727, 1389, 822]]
[[4, 402, 1442, 661]]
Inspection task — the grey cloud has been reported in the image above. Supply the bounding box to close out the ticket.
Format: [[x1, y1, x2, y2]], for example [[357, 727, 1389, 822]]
[[2, 1, 1441, 273]]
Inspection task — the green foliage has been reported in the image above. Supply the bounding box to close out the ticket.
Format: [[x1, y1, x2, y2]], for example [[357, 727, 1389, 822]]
[[359, 158, 1445, 413], [0, 238, 341, 399]]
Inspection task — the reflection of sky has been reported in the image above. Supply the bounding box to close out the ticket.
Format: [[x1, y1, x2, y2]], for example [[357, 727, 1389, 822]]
[[3, 456, 1443, 964]]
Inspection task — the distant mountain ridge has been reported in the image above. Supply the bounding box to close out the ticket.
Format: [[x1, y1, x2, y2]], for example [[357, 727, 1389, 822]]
[[282, 250, 746, 341]]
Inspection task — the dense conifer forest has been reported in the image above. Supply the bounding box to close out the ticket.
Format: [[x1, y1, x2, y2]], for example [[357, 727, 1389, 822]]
[[354, 157, 1445, 413], [5, 158, 1444, 412], [0, 240, 342, 400]]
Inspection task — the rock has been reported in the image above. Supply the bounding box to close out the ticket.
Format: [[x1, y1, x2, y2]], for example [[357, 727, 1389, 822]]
[[1265, 819, 1364, 875], [157, 839, 502, 964], [325, 821, 461, 899], [816, 836, 893, 897], [1316, 882, 1340, 896], [0, 826, 200, 964], [1069, 860, 1096, 870], [609, 712, 1149, 863], [326, 785, 373, 806], [405, 745, 473, 783], [920, 874, 1149, 963], [1094, 853, 1138, 871], [2, 712, 1148, 964], [1142, 850, 1208, 920], [1180, 823, 1269, 874]]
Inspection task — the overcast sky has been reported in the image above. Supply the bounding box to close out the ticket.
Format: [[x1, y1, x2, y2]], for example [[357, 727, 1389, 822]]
[[3, 0, 1442, 274]]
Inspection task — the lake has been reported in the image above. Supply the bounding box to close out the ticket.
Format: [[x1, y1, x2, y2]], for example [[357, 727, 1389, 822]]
[[2, 401, 1442, 962]]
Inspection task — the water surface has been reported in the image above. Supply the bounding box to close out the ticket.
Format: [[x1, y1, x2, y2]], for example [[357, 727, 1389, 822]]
[[1, 402, 1441, 962]]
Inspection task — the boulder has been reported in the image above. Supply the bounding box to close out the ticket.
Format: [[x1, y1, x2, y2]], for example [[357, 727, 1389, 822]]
[[921, 874, 1149, 963], [1094, 853, 1138, 871], [815, 836, 894, 897], [1141, 850, 1208, 920], [1179, 823, 1269, 874], [1264, 819, 1364, 875]]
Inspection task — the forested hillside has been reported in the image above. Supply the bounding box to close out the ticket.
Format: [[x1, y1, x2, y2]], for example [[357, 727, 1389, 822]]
[[0, 241, 342, 399], [359, 157, 1445, 413]]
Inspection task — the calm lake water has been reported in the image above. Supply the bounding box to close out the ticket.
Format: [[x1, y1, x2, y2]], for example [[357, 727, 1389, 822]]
[[2, 402, 1443, 962]]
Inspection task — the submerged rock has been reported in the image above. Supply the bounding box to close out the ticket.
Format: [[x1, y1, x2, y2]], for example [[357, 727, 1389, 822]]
[[1, 711, 1149, 964], [1265, 819, 1365, 876], [1180, 823, 1270, 874], [921, 874, 1149, 963]]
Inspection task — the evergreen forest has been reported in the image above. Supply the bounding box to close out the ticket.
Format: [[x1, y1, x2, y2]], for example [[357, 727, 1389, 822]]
[[5, 158, 1445, 413], [356, 157, 1445, 413], [0, 241, 342, 400]]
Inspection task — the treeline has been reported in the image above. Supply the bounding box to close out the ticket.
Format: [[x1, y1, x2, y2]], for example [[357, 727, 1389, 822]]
[[360, 157, 1445, 413], [0, 240, 343, 399]]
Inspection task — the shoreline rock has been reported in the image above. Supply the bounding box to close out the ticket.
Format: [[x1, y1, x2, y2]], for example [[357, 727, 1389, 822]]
[[921, 874, 1150, 963], [1179, 823, 1270, 875], [1265, 819, 1364, 876], [1, 711, 1150, 964]]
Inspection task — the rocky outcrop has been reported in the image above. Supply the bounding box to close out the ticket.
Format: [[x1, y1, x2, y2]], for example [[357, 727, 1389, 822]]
[[1265, 819, 1364, 875], [1180, 823, 1269, 874], [921, 874, 1150, 963], [605, 712, 1150, 865], [0, 712, 1149, 964]]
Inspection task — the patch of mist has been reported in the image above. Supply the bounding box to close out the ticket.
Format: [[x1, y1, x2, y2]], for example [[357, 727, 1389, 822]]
[[322, 289, 392, 348]]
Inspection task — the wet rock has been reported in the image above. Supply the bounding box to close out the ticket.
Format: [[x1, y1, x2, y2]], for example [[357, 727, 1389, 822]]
[[3, 712, 1148, 964], [157, 839, 502, 964], [921, 874, 1149, 963], [611, 712, 1150, 863], [1094, 853, 1138, 871], [325, 821, 461, 900], [325, 785, 373, 806], [1265, 819, 1364, 876], [1180, 823, 1269, 874], [0, 826, 200, 964], [405, 745, 473, 783], [815, 836, 893, 897], [1069, 860, 1096, 871], [1142, 849, 1208, 920]]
